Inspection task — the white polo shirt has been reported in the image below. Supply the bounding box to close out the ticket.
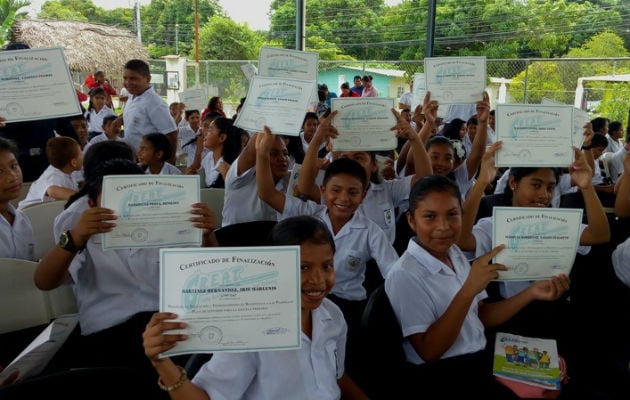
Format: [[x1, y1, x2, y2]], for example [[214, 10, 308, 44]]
[[385, 239, 488, 365], [0, 203, 35, 260], [360, 176, 412, 244], [18, 165, 78, 210], [143, 162, 181, 175], [282, 196, 399, 301], [122, 86, 177, 153], [612, 237, 630, 288], [200, 152, 223, 187], [192, 298, 346, 400]]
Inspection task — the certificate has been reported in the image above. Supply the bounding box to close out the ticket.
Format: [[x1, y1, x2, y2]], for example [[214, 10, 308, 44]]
[[410, 72, 426, 112], [424, 56, 486, 104], [492, 207, 583, 281], [0, 47, 82, 122], [159, 246, 301, 356], [258, 46, 319, 80], [234, 75, 317, 136], [178, 87, 208, 111], [240, 63, 258, 81], [495, 104, 574, 167], [101, 175, 201, 250], [331, 97, 397, 151], [541, 98, 589, 149]]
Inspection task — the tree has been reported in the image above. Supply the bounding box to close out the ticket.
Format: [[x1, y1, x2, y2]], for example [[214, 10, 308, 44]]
[[0, 0, 30, 45]]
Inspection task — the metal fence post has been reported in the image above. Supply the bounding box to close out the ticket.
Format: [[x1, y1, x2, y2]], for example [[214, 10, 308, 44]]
[[523, 59, 531, 104]]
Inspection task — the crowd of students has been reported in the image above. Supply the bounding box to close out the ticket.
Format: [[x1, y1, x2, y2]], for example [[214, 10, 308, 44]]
[[1, 57, 629, 399]]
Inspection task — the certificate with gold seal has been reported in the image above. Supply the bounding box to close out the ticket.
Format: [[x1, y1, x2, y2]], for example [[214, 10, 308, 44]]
[[158, 246, 301, 357]]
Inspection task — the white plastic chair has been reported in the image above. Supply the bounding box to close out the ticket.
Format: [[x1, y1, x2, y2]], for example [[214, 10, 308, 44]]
[[20, 200, 66, 261], [0, 258, 51, 334], [200, 188, 225, 228]]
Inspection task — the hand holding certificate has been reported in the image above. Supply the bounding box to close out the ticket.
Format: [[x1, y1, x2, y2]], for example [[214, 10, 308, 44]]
[[100, 175, 202, 250], [158, 246, 301, 356]]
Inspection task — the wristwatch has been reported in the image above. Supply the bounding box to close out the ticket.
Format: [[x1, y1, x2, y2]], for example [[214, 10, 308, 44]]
[[58, 230, 84, 253]]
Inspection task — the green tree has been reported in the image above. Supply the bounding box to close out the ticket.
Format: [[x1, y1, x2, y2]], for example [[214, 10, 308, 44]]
[[39, 0, 134, 29], [0, 0, 30, 45], [508, 62, 568, 104]]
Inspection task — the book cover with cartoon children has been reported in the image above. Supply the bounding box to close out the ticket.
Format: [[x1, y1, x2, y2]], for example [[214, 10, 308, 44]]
[[493, 332, 561, 390]]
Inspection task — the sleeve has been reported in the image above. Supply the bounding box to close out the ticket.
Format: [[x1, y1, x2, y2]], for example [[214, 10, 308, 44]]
[[612, 237, 630, 288], [368, 223, 400, 278], [224, 159, 254, 190], [473, 217, 493, 258], [149, 101, 177, 134], [577, 223, 591, 255], [191, 352, 258, 400], [387, 175, 413, 207], [385, 266, 436, 337], [281, 195, 321, 219]]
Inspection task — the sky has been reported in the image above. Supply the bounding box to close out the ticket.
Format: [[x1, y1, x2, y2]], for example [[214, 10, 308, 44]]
[[25, 0, 403, 31]]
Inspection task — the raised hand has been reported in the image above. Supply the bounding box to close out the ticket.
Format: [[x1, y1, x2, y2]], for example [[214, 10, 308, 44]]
[[477, 141, 502, 186], [569, 146, 594, 190], [476, 91, 490, 123]]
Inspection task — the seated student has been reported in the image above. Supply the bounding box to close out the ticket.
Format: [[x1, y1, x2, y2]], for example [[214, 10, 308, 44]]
[[142, 216, 368, 400], [0, 137, 35, 260], [69, 116, 90, 150], [385, 173, 570, 398], [178, 110, 207, 168], [187, 118, 242, 188], [583, 131, 614, 192], [18, 137, 82, 210], [220, 126, 290, 227], [82, 115, 124, 154], [138, 133, 182, 175], [33, 158, 217, 395], [255, 125, 399, 376]]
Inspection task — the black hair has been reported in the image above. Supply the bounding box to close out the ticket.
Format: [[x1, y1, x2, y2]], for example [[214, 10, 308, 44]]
[[323, 158, 367, 189], [87, 87, 107, 116], [5, 42, 30, 50], [590, 117, 609, 133], [361, 75, 373, 82], [441, 119, 466, 141], [353, 75, 362, 81], [302, 112, 318, 131], [503, 167, 561, 205], [141, 133, 173, 163], [340, 82, 350, 90], [85, 159, 144, 203], [590, 133, 609, 149], [101, 115, 117, 129], [206, 96, 222, 111], [269, 215, 335, 254], [203, 111, 223, 122], [185, 110, 200, 119], [317, 90, 326, 102], [66, 141, 136, 208], [281, 135, 305, 165], [211, 117, 242, 164], [408, 175, 462, 213], [609, 121, 622, 134], [124, 59, 150, 76], [466, 116, 478, 126], [489, 109, 495, 116], [425, 135, 455, 153], [0, 137, 19, 158]]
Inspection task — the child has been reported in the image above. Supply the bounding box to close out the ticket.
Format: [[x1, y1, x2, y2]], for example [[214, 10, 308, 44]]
[[82, 115, 124, 156], [137, 133, 182, 175], [142, 215, 368, 399], [297, 99, 433, 244], [256, 125, 399, 376], [179, 110, 208, 168], [0, 137, 35, 260], [169, 102, 185, 127], [18, 136, 83, 210], [69, 116, 90, 150], [33, 158, 217, 395], [385, 173, 570, 398], [84, 87, 116, 141], [187, 117, 241, 188]]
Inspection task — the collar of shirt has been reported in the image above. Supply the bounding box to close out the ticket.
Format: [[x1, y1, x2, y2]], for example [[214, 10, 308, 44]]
[[405, 238, 467, 276]]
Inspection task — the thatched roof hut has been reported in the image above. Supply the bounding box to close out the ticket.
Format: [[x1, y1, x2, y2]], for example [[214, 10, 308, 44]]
[[9, 19, 149, 74]]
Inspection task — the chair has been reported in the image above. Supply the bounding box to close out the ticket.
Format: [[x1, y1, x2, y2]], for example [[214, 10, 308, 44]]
[[9, 182, 31, 208], [559, 191, 615, 220], [200, 188, 225, 228], [48, 285, 78, 318], [354, 284, 413, 399], [475, 193, 510, 223], [213, 220, 277, 247], [0, 258, 51, 334], [20, 200, 66, 261]]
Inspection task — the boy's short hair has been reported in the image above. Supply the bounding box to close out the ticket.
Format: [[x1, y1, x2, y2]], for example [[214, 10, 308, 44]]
[[46, 136, 80, 169], [185, 110, 200, 119], [102, 115, 117, 128], [0, 137, 19, 158], [591, 132, 609, 149], [323, 158, 368, 189], [124, 59, 150, 77]]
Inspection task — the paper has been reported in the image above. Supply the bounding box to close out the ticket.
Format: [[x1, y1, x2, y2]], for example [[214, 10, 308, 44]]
[[492, 207, 583, 281], [101, 175, 201, 250], [493, 332, 561, 390], [331, 97, 398, 151], [541, 98, 589, 149], [234, 75, 317, 136], [158, 246, 301, 357], [410, 72, 426, 112], [178, 88, 208, 111], [495, 104, 575, 167], [240, 63, 258, 81], [424, 56, 486, 105], [0, 314, 78, 382], [257, 46, 319, 80], [0, 47, 82, 122]]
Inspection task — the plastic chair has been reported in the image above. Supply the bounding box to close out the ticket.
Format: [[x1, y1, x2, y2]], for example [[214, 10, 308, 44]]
[[20, 200, 66, 260], [213, 220, 277, 247], [200, 188, 225, 228]]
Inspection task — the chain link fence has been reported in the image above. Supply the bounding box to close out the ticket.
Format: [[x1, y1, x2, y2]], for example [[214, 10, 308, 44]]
[[147, 57, 630, 123]]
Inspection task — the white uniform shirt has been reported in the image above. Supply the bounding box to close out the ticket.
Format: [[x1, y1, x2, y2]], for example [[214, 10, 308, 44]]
[[192, 298, 346, 400], [85, 106, 116, 133], [0, 203, 35, 260], [83, 134, 124, 156], [122, 86, 177, 153], [55, 196, 158, 335], [200, 152, 224, 187], [605, 134, 623, 154], [360, 176, 412, 244], [385, 239, 488, 365], [608, 146, 628, 183], [282, 196, 398, 301], [18, 165, 78, 210], [221, 160, 288, 227], [143, 162, 182, 175], [612, 237, 630, 288], [473, 216, 590, 298]]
